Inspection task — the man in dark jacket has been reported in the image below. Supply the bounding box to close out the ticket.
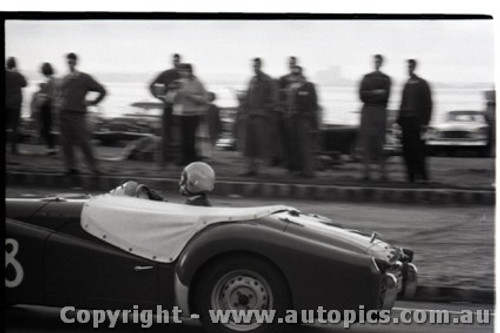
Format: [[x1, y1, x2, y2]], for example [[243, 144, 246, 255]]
[[149, 53, 181, 167], [59, 52, 106, 176], [358, 54, 391, 181], [397, 59, 433, 183], [5, 57, 28, 155], [273, 56, 298, 167], [286, 65, 319, 177], [241, 58, 277, 176]]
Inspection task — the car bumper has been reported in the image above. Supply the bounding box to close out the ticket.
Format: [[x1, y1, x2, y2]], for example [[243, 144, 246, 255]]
[[380, 272, 399, 309], [401, 263, 418, 299], [427, 140, 488, 147], [380, 262, 418, 309]]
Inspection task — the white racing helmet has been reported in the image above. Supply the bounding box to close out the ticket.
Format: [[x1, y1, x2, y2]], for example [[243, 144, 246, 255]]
[[180, 162, 215, 195]]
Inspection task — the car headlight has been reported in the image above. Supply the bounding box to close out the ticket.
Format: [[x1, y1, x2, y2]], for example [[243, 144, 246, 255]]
[[372, 258, 392, 273]]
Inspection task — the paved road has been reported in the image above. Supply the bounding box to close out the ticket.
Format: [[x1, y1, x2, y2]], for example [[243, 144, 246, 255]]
[[5, 301, 494, 332]]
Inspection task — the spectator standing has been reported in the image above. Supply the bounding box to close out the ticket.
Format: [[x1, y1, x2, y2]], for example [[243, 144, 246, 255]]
[[30, 83, 44, 119], [234, 91, 248, 153], [358, 54, 391, 181], [286, 65, 319, 178], [275, 56, 299, 169], [196, 92, 220, 160], [59, 53, 106, 176], [30, 84, 49, 148], [38, 62, 58, 155], [397, 59, 433, 183], [199, 92, 222, 158], [272, 56, 298, 167], [241, 58, 277, 176], [5, 57, 28, 155], [172, 63, 208, 165], [149, 53, 182, 167]]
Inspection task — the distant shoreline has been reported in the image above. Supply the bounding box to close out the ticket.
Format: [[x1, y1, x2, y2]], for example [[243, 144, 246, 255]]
[[22, 70, 494, 91]]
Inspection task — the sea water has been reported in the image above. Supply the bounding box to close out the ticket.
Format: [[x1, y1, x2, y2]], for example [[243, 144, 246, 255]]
[[20, 79, 489, 126]]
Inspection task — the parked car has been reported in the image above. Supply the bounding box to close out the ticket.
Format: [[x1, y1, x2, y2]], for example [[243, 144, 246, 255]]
[[93, 102, 163, 146], [426, 110, 491, 157], [5, 190, 417, 332]]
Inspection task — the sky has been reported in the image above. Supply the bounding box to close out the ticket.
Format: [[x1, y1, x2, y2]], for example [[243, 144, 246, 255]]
[[5, 19, 496, 86]]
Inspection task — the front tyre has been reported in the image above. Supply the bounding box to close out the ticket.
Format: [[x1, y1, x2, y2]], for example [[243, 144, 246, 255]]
[[194, 255, 291, 333]]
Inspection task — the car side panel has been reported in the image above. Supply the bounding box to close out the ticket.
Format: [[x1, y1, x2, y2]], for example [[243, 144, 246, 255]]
[[6, 199, 48, 221], [29, 200, 87, 231], [44, 221, 165, 309], [177, 222, 381, 311], [6, 218, 53, 305]]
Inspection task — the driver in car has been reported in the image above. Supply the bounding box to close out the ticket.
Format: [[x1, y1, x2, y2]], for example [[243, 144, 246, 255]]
[[179, 162, 215, 207], [109, 162, 215, 206], [109, 162, 215, 207]]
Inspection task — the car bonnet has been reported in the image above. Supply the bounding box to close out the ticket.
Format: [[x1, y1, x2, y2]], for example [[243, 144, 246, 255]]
[[272, 211, 397, 261]]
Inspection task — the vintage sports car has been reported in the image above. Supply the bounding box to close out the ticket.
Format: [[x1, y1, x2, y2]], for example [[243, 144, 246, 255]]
[[5, 190, 417, 333], [426, 110, 491, 156]]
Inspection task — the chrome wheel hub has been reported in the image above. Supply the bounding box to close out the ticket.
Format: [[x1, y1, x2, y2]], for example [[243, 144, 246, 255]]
[[211, 270, 273, 331]]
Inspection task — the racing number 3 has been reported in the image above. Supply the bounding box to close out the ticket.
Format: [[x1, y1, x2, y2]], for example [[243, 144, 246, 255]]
[[5, 238, 24, 288]]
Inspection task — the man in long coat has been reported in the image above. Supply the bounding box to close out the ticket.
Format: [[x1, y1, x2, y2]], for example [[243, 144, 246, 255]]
[[286, 65, 319, 178], [242, 58, 277, 176], [274, 56, 298, 168]]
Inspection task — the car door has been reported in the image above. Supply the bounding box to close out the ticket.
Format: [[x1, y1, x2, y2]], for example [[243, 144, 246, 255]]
[[44, 220, 161, 309]]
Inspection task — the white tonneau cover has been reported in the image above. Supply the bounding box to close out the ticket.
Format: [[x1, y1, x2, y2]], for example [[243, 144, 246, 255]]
[[81, 195, 292, 263]]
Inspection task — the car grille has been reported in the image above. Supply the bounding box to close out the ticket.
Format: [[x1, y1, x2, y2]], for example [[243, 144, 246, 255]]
[[440, 131, 469, 139]]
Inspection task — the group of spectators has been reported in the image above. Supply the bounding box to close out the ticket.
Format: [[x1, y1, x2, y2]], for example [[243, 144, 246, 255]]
[[232, 54, 434, 183], [6, 53, 106, 177], [5, 52, 225, 179], [233, 56, 320, 178], [149, 54, 221, 167], [6, 52, 434, 184], [149, 54, 319, 178], [358, 54, 433, 184]]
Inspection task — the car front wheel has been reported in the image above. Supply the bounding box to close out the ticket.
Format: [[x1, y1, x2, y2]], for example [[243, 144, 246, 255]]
[[194, 255, 291, 333]]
